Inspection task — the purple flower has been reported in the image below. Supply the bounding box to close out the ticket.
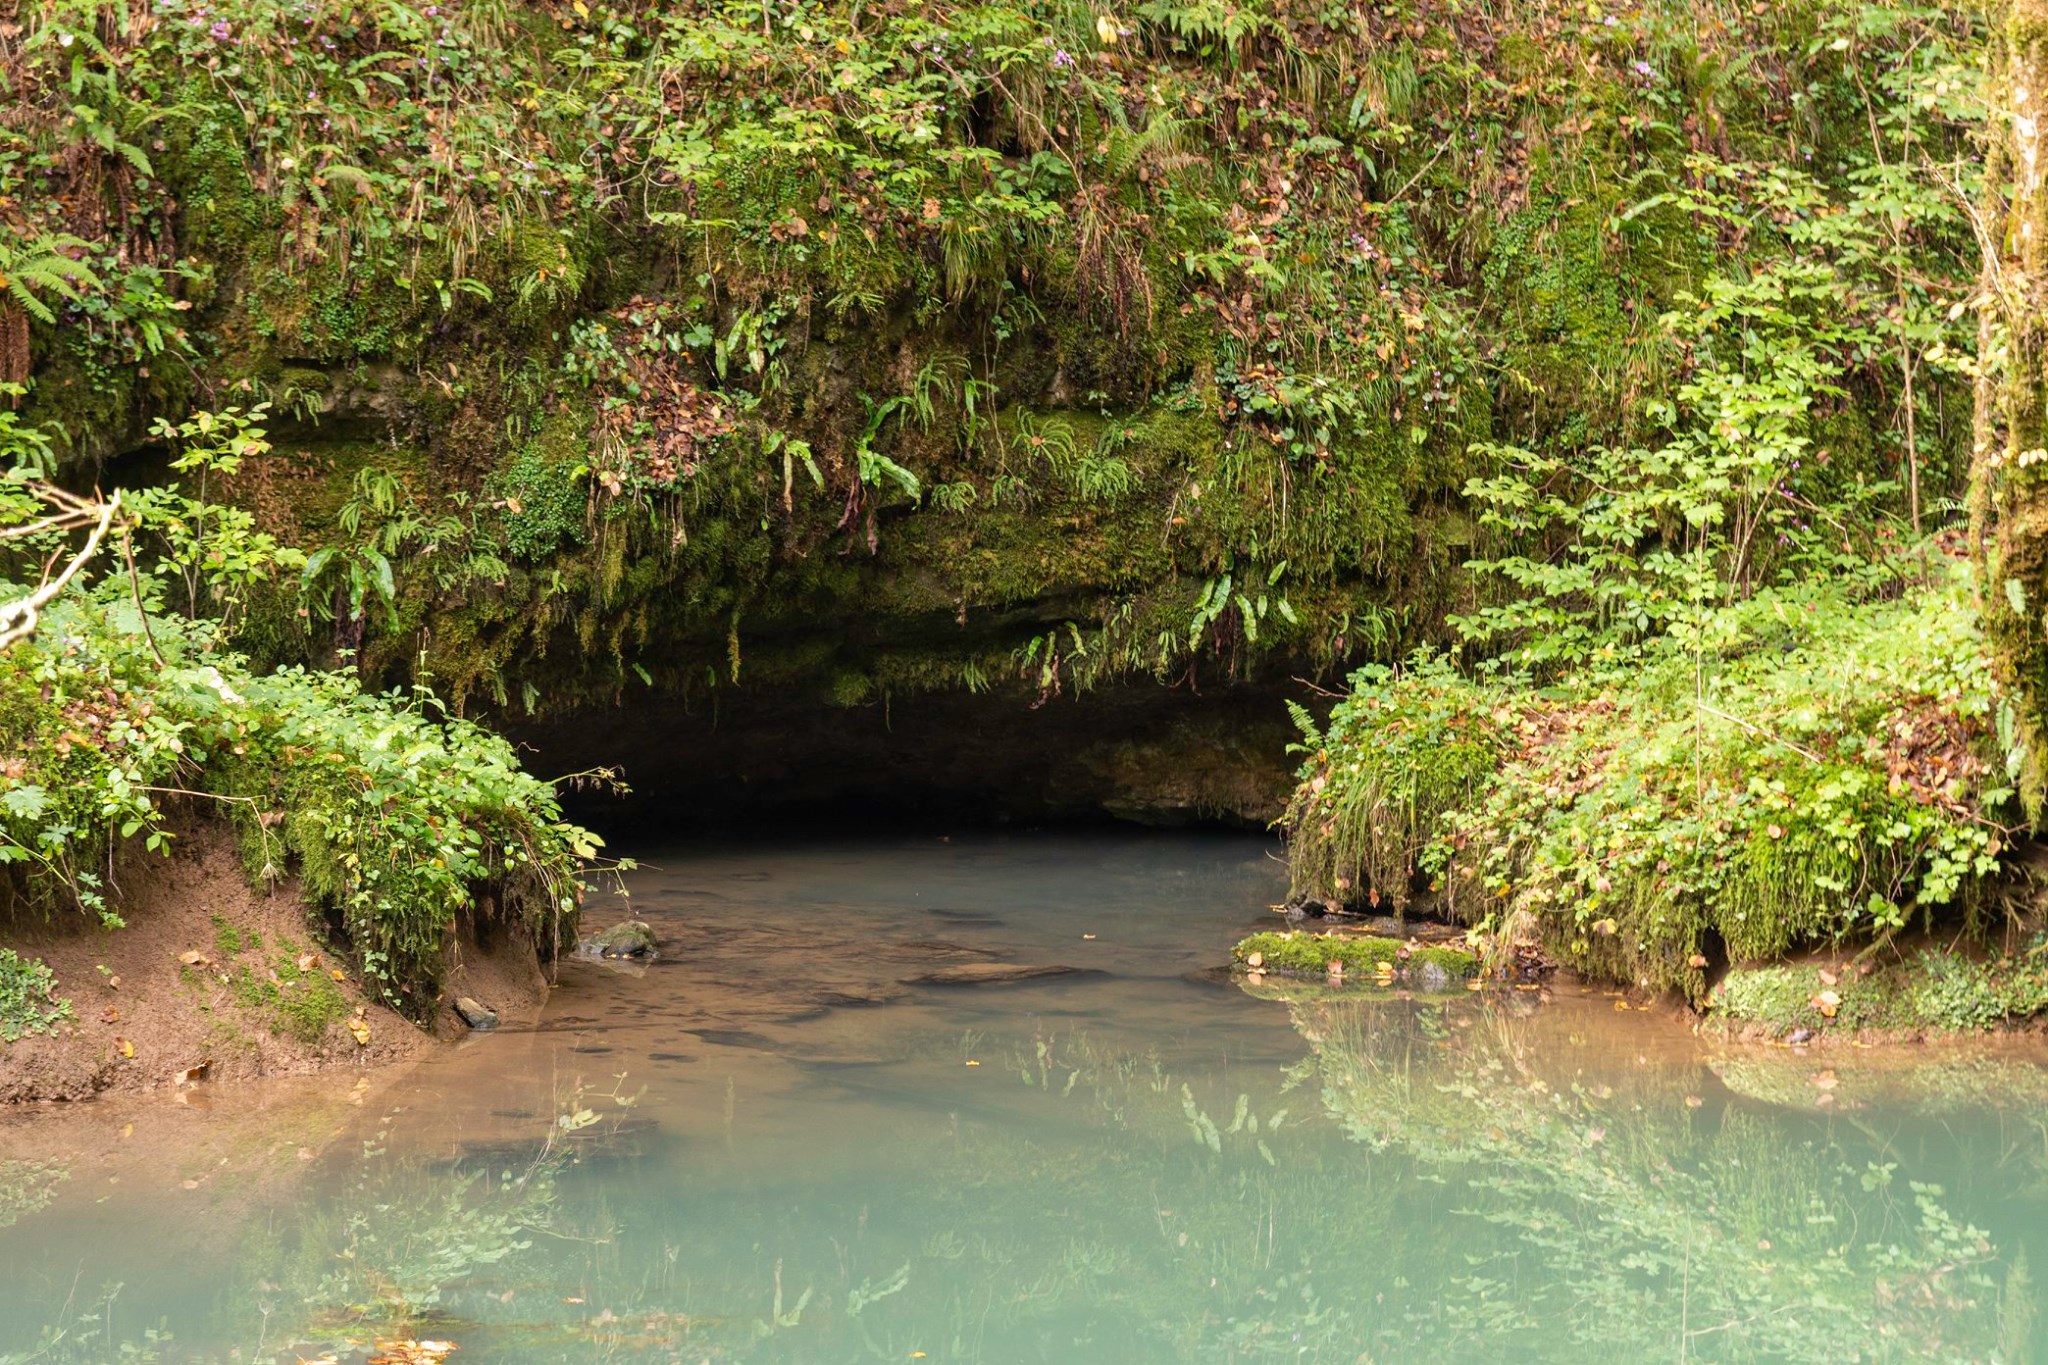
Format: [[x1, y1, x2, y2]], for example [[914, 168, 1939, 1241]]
[[1051, 47, 1074, 68], [1632, 60, 1655, 78], [209, 19, 231, 39]]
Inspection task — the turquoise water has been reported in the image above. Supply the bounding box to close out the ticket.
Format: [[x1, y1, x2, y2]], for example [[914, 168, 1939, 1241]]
[[2, 831, 2045, 1362]]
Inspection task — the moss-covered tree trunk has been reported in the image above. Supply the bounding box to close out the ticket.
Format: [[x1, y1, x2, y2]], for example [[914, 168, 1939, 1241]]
[[1980, 0, 2048, 823]]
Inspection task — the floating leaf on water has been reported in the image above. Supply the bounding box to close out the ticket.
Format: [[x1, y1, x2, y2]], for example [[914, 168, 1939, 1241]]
[[368, 1341, 458, 1365]]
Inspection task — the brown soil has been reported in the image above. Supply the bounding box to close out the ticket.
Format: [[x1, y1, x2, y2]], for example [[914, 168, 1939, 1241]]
[[439, 895, 555, 1032], [0, 829, 432, 1102]]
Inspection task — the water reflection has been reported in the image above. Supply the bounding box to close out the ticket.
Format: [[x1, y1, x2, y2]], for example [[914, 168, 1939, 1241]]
[[0, 833, 2043, 1362], [1287, 986, 2034, 1360]]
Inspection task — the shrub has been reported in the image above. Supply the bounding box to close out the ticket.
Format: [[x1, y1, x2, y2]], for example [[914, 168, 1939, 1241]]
[[1289, 560, 2011, 999]]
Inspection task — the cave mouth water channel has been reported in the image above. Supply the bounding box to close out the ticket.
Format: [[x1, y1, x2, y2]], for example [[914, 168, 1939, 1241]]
[[3, 827, 2048, 1362]]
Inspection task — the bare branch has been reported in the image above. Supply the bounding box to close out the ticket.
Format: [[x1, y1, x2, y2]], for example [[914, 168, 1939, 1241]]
[[0, 486, 120, 650]]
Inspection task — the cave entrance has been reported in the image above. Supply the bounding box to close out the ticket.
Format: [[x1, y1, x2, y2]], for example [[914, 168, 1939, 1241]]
[[514, 681, 1305, 835]]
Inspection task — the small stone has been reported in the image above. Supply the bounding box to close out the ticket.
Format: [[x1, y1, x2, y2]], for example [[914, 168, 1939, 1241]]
[[1785, 1027, 1815, 1045], [1415, 961, 1451, 992], [454, 996, 499, 1031]]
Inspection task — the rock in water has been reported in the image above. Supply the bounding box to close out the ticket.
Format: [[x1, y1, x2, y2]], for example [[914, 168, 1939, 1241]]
[[1282, 897, 1334, 922], [577, 920, 659, 959], [454, 996, 500, 1031], [904, 963, 1080, 986], [1414, 960, 1452, 992]]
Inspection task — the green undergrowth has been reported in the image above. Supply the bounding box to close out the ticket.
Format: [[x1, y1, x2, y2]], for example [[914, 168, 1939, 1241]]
[[0, 579, 604, 1022], [1, 0, 1982, 714], [0, 948, 70, 1043], [1231, 930, 1476, 985], [1710, 948, 2048, 1038], [1287, 557, 2016, 1002]]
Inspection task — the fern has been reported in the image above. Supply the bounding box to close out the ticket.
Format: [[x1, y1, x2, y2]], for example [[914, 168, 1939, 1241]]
[[1285, 699, 1322, 752], [0, 235, 100, 325]]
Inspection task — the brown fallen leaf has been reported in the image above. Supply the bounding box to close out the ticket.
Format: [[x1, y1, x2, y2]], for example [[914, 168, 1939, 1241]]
[[347, 1016, 372, 1046], [1687, 953, 1709, 969], [367, 1340, 458, 1364], [178, 950, 214, 968], [296, 952, 319, 972], [330, 968, 348, 982], [1813, 989, 1842, 1019], [113, 1037, 135, 1060], [1818, 968, 1839, 987]]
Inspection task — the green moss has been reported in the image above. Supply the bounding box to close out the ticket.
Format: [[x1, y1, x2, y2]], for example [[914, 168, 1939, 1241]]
[[1233, 931, 1477, 985], [1710, 948, 2048, 1038], [487, 439, 590, 562], [227, 940, 351, 1043]]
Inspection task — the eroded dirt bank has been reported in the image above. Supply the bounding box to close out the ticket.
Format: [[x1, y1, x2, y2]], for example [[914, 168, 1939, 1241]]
[[0, 829, 552, 1103]]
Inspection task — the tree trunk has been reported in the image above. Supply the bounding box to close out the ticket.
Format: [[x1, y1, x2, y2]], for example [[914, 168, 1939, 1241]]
[[1980, 0, 2048, 823]]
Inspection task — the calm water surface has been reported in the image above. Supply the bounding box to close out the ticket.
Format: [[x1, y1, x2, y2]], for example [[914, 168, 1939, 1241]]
[[2, 830, 2047, 1361]]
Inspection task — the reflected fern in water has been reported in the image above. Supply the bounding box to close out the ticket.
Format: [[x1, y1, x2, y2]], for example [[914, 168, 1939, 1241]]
[[0, 1287, 169, 1365], [0, 1158, 66, 1231], [1293, 992, 2023, 1361]]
